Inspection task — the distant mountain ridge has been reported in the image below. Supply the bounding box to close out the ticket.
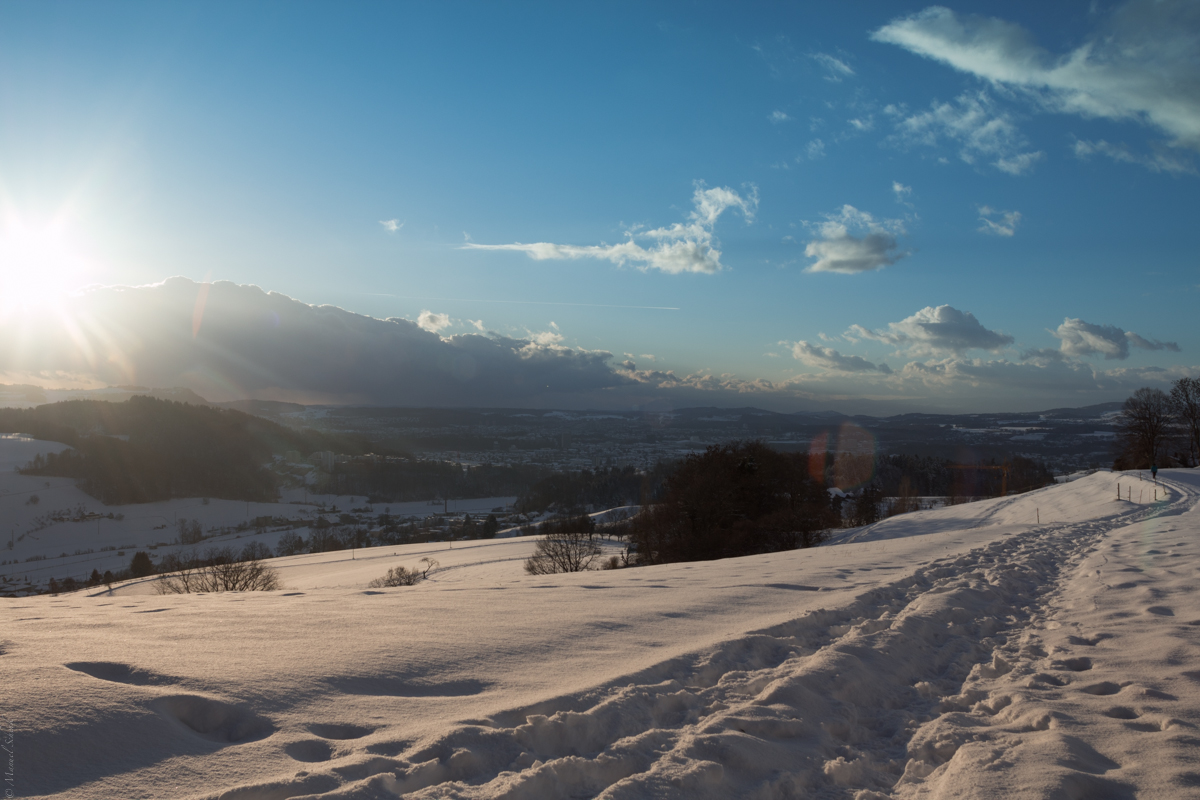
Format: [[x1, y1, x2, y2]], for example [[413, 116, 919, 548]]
[[0, 384, 1127, 424]]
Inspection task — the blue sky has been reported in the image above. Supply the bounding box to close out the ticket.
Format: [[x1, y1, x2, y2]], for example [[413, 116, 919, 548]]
[[0, 1, 1197, 412]]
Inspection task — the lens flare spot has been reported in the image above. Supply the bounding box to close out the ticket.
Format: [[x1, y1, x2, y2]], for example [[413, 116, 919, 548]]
[[833, 422, 876, 491], [808, 431, 829, 483]]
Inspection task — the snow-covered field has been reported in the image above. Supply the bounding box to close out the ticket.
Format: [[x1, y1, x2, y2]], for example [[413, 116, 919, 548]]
[[0, 434, 514, 591], [8, 459, 1200, 798]]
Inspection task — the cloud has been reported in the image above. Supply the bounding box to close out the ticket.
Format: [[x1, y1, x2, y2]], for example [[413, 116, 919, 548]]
[[462, 182, 758, 275], [769, 110, 790, 123], [994, 151, 1045, 175], [850, 305, 1014, 355], [848, 116, 874, 132], [890, 90, 1044, 174], [977, 205, 1021, 236], [1073, 139, 1196, 175], [0, 278, 629, 406], [791, 341, 892, 373], [892, 182, 913, 203], [379, 219, 403, 232], [468, 319, 485, 332], [417, 310, 451, 333], [528, 325, 564, 346], [1126, 332, 1182, 353], [804, 205, 908, 274], [1020, 347, 1066, 363], [812, 53, 855, 82], [804, 139, 826, 160], [873, 3, 1200, 156], [1053, 317, 1180, 359]]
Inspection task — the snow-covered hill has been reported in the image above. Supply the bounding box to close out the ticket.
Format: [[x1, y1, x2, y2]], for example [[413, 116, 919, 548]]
[[8, 466, 1200, 798]]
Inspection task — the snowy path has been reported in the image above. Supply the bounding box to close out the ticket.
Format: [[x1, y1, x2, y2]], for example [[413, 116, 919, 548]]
[[10, 470, 1200, 799], [309, 472, 1200, 799]]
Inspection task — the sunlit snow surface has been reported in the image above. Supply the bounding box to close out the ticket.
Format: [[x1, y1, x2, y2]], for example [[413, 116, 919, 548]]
[[9, 463, 1200, 798]]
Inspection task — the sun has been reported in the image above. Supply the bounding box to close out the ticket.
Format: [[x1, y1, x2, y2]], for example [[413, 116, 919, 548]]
[[0, 220, 93, 314]]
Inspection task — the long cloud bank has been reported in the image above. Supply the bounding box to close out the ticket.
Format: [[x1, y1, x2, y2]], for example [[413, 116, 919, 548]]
[[0, 279, 1192, 414]]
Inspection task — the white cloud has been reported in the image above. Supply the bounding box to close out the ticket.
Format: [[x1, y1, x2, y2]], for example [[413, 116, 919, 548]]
[[804, 139, 826, 160], [792, 341, 891, 373], [462, 182, 758, 275], [977, 205, 1021, 236], [892, 182, 913, 203], [769, 110, 790, 123], [850, 305, 1014, 355], [812, 53, 855, 82], [468, 319, 485, 332], [379, 219, 403, 232], [848, 116, 874, 132], [1073, 139, 1196, 175], [417, 310, 452, 333], [804, 205, 908, 274], [1053, 317, 1181, 360], [994, 151, 1045, 175], [891, 90, 1044, 174], [529, 329, 564, 346], [873, 3, 1200, 157]]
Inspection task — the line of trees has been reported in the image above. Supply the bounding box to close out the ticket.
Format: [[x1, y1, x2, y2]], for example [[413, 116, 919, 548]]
[[517, 441, 1060, 573], [1115, 377, 1200, 469]]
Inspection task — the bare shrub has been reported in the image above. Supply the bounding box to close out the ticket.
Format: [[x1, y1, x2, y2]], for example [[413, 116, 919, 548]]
[[524, 530, 602, 575], [367, 566, 421, 587], [157, 548, 280, 594]]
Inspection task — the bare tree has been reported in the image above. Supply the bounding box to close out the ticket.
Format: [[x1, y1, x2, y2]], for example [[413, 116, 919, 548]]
[[524, 530, 602, 574], [1118, 387, 1174, 469], [1170, 376, 1200, 467]]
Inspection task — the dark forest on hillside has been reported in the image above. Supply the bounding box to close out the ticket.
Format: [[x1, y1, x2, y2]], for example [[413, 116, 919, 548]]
[[3, 397, 383, 504]]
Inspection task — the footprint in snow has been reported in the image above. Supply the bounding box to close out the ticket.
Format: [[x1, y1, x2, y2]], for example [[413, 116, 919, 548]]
[[286, 739, 335, 762], [65, 661, 178, 686], [308, 722, 375, 740], [1079, 682, 1122, 696], [154, 695, 274, 744], [1102, 706, 1140, 720], [1146, 606, 1175, 616], [1067, 634, 1113, 647]]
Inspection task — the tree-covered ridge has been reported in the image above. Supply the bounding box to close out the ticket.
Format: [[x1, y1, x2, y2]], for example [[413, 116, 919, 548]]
[[2, 396, 383, 504]]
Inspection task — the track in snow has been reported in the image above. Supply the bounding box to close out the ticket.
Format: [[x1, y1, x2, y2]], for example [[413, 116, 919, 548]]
[[209, 475, 1200, 799]]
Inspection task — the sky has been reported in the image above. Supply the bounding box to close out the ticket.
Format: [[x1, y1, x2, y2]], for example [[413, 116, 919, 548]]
[[0, 0, 1197, 413]]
